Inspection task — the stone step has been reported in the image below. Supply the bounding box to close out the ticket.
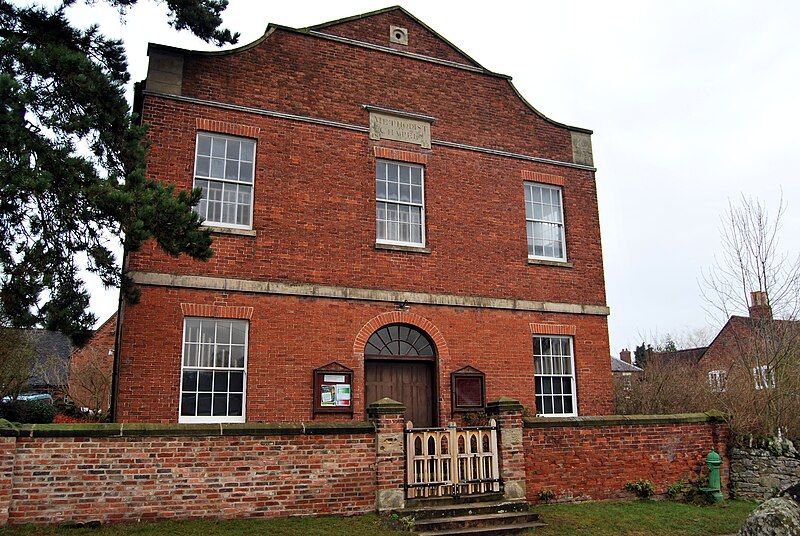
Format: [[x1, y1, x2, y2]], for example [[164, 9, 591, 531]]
[[415, 520, 547, 536], [405, 491, 506, 508], [402, 500, 530, 520], [415, 511, 541, 532]]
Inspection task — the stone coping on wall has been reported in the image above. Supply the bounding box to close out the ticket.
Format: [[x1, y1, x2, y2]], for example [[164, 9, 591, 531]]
[[0, 420, 375, 438], [524, 411, 726, 428]]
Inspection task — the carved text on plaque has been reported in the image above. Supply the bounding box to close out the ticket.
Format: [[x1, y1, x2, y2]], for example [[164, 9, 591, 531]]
[[369, 112, 431, 149]]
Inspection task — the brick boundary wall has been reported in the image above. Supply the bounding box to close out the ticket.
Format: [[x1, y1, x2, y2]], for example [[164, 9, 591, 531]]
[[0, 410, 731, 527], [0, 421, 376, 526], [523, 412, 730, 502]]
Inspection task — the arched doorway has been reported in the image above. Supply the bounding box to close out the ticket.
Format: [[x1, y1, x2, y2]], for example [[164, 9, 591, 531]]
[[364, 323, 437, 427]]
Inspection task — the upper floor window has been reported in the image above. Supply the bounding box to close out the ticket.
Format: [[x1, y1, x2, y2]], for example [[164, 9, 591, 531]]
[[180, 318, 248, 423], [524, 183, 566, 261], [533, 335, 576, 417], [194, 133, 255, 229], [708, 370, 727, 392], [376, 160, 425, 247], [753, 364, 776, 390]]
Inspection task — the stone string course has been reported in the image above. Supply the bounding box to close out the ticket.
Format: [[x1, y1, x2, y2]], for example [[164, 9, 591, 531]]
[[730, 443, 800, 500]]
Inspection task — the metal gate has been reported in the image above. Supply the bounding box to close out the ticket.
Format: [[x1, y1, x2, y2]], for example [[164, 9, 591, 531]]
[[404, 420, 501, 499]]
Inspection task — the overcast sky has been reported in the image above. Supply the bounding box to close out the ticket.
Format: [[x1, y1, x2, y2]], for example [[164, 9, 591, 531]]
[[55, 0, 800, 353]]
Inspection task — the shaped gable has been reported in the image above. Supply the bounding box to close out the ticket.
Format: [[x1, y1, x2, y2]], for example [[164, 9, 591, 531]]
[[308, 6, 483, 67]]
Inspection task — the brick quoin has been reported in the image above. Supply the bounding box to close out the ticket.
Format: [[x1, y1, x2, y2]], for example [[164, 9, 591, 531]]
[[118, 6, 612, 425]]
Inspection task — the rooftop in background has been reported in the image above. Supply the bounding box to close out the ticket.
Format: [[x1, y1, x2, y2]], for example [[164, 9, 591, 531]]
[[611, 356, 643, 373], [648, 346, 708, 367], [22, 329, 73, 390]]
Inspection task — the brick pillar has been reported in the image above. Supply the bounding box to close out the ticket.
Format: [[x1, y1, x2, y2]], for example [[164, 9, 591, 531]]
[[0, 435, 16, 526], [367, 397, 407, 511], [487, 397, 526, 500]]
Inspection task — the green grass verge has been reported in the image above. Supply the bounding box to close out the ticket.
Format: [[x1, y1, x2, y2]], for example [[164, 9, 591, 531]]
[[0, 500, 756, 536], [529, 499, 757, 536], [0, 514, 402, 536]]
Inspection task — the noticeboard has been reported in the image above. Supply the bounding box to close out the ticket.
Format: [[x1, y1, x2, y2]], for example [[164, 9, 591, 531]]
[[313, 363, 354, 415]]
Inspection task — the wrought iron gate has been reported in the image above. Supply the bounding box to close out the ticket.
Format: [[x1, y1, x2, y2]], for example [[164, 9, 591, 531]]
[[404, 420, 501, 498]]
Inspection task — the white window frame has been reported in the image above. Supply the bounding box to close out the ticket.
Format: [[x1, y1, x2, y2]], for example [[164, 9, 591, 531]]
[[707, 370, 727, 392], [753, 364, 776, 390], [533, 335, 578, 417], [178, 317, 249, 424], [524, 182, 567, 262], [193, 132, 256, 231], [375, 159, 426, 248]]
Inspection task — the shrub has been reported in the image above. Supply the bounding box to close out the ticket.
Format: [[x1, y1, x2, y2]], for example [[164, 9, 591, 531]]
[[538, 489, 556, 503], [0, 399, 57, 424], [625, 479, 655, 499]]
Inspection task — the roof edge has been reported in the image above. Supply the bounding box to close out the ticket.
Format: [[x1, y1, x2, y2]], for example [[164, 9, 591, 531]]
[[305, 5, 485, 69]]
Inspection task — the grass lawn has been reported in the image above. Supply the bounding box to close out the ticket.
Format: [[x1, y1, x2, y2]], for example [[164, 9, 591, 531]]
[[0, 500, 756, 536], [530, 500, 756, 536]]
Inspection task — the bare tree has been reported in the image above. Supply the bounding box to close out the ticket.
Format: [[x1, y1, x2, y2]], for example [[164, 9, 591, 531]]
[[0, 328, 35, 400], [701, 195, 800, 438]]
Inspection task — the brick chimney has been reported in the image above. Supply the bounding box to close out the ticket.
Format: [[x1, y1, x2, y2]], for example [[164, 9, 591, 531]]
[[619, 348, 632, 364], [749, 291, 772, 320]]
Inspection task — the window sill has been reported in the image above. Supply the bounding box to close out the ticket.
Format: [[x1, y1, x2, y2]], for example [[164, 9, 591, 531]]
[[203, 225, 257, 237], [375, 243, 430, 254], [527, 258, 573, 268]]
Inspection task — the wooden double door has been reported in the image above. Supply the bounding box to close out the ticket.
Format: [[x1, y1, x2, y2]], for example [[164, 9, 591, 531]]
[[365, 360, 436, 427]]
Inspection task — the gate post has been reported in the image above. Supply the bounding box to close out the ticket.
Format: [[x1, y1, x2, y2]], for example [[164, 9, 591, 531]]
[[367, 397, 407, 511], [487, 397, 526, 500]]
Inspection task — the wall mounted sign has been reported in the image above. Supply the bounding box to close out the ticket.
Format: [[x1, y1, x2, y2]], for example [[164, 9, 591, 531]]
[[451, 365, 486, 412], [365, 105, 434, 149], [313, 362, 354, 415]]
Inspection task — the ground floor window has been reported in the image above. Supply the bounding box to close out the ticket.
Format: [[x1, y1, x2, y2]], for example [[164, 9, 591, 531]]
[[533, 335, 577, 416], [179, 318, 248, 423]]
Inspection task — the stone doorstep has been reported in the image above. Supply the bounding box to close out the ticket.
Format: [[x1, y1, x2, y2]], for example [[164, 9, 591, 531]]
[[396, 497, 546, 535], [401, 499, 530, 519], [414, 510, 541, 531]]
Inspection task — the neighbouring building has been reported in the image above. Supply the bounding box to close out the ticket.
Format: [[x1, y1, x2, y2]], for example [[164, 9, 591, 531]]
[[697, 291, 798, 393], [115, 5, 613, 426], [68, 313, 116, 412], [611, 348, 643, 389], [4, 329, 72, 396], [646, 290, 799, 394]]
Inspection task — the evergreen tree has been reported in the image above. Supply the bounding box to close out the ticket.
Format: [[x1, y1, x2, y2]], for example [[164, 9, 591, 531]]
[[0, 0, 238, 343], [633, 342, 653, 368]]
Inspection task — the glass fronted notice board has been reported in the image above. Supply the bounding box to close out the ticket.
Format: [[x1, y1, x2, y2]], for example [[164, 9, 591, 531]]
[[313, 363, 354, 415]]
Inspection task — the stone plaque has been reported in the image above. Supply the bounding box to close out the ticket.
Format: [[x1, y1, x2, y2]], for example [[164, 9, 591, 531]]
[[571, 131, 594, 167], [369, 112, 431, 149]]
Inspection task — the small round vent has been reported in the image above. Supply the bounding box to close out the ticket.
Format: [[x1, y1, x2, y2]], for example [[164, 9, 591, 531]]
[[389, 25, 408, 45]]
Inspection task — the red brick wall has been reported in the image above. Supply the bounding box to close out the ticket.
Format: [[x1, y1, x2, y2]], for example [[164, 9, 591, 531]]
[[178, 29, 576, 163], [125, 12, 611, 423], [69, 313, 116, 412], [6, 431, 375, 525], [0, 438, 13, 526], [131, 97, 605, 307], [117, 286, 613, 423], [315, 10, 481, 66], [524, 419, 729, 502]]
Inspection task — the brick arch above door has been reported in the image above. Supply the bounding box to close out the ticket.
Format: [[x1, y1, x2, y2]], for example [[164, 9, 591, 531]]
[[353, 311, 449, 362]]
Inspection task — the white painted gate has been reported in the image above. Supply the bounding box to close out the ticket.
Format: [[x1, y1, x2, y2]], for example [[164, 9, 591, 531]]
[[405, 420, 501, 498]]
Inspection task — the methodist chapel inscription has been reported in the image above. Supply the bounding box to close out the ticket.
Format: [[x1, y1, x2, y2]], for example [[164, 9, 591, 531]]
[[369, 112, 431, 149]]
